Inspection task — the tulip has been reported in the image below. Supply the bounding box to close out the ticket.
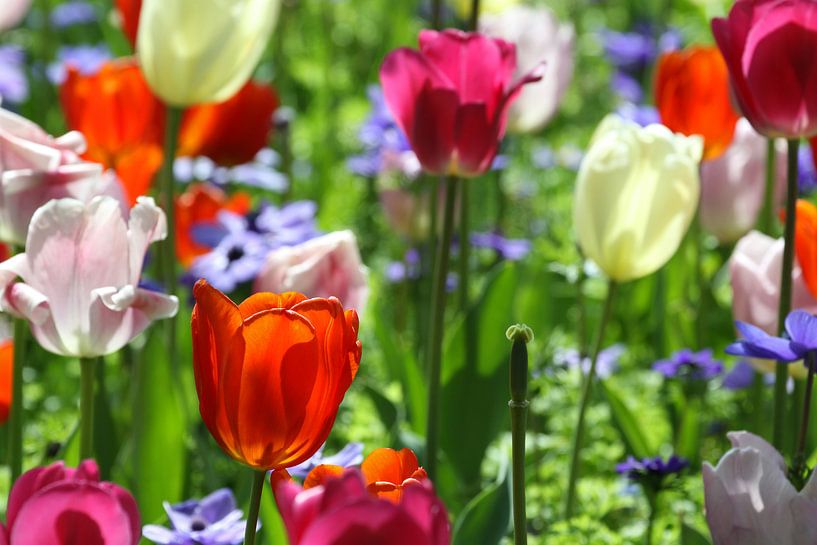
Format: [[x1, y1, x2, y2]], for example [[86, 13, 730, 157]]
[[3, 459, 140, 545], [699, 118, 786, 243], [253, 230, 369, 312], [0, 196, 178, 357], [272, 469, 451, 545], [136, 0, 280, 106], [573, 114, 703, 282], [712, 0, 817, 138], [703, 431, 817, 545], [0, 339, 11, 424], [795, 199, 817, 299], [379, 29, 543, 177], [655, 46, 740, 160], [59, 59, 165, 205], [191, 280, 361, 470], [115, 0, 141, 48], [0, 0, 32, 32], [479, 5, 575, 133], [179, 80, 279, 166]]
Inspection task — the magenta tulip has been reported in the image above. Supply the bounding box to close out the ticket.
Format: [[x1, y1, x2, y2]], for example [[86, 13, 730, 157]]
[[272, 469, 451, 545], [3, 459, 140, 545], [712, 0, 817, 138], [379, 29, 543, 177]]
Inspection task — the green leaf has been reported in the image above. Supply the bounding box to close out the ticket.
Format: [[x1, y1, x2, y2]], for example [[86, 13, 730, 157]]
[[259, 482, 289, 544], [681, 522, 712, 545], [599, 379, 652, 459], [452, 462, 511, 545], [362, 383, 398, 433], [676, 397, 702, 464]]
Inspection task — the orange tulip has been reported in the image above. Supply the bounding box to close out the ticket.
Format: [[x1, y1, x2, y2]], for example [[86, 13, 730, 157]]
[[0, 340, 11, 424], [179, 81, 279, 166], [115, 0, 141, 49], [655, 46, 739, 160], [191, 280, 362, 470], [60, 59, 164, 205], [175, 183, 251, 267], [795, 199, 817, 299]]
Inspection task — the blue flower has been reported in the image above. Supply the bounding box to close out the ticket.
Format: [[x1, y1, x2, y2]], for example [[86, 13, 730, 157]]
[[726, 310, 817, 363], [142, 489, 251, 545], [174, 149, 287, 193], [721, 360, 758, 391], [287, 442, 364, 479], [653, 349, 723, 380], [471, 232, 531, 261], [46, 44, 111, 85], [0, 45, 27, 104], [799, 144, 817, 196], [616, 102, 660, 127], [616, 455, 688, 482], [50, 1, 97, 28], [553, 345, 625, 379]]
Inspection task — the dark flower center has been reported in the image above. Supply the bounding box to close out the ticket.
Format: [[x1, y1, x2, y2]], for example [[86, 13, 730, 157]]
[[227, 246, 245, 263], [190, 516, 208, 531]]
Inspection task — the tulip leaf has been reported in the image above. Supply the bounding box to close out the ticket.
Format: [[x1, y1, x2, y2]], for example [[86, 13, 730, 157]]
[[599, 379, 652, 459], [451, 461, 511, 545], [128, 331, 188, 522], [259, 482, 289, 544], [441, 263, 518, 486], [681, 522, 712, 545]]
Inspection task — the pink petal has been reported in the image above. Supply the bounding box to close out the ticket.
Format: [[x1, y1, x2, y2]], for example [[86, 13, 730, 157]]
[[126, 196, 167, 285], [401, 484, 451, 545], [411, 84, 458, 174], [299, 500, 428, 545], [453, 102, 495, 176], [7, 462, 70, 530]]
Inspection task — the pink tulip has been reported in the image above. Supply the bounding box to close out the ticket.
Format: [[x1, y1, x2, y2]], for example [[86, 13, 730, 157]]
[[0, 0, 32, 31], [379, 29, 543, 177], [3, 459, 140, 545], [700, 119, 786, 243], [479, 5, 575, 133], [254, 230, 369, 311], [703, 431, 817, 545], [272, 469, 451, 545], [0, 196, 178, 357], [712, 0, 817, 138]]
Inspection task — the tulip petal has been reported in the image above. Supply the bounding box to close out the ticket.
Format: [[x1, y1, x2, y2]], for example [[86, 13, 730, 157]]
[[238, 292, 308, 318], [127, 196, 167, 286], [304, 465, 345, 489], [6, 462, 69, 531], [401, 484, 452, 545], [412, 84, 459, 174], [454, 102, 494, 175]]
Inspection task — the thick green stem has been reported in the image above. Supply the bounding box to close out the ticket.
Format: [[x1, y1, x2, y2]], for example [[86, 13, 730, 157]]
[[459, 182, 469, 311], [759, 138, 778, 235], [645, 495, 658, 545], [431, 0, 442, 29], [79, 357, 95, 461], [507, 326, 532, 545], [773, 138, 799, 450], [794, 352, 815, 477], [468, 0, 481, 30], [8, 318, 26, 482], [244, 470, 266, 545], [565, 281, 618, 519], [425, 176, 459, 481]]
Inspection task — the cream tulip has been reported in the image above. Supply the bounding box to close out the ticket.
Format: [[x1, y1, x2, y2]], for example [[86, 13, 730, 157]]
[[573, 114, 703, 282], [136, 0, 280, 106]]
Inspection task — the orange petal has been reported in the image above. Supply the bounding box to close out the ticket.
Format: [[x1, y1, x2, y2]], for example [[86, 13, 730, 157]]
[[0, 340, 12, 425], [304, 464, 345, 489], [795, 199, 817, 299], [361, 448, 407, 488], [238, 292, 309, 319]]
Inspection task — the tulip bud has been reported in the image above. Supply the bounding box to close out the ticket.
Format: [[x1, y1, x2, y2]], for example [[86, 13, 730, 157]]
[[506, 323, 532, 404]]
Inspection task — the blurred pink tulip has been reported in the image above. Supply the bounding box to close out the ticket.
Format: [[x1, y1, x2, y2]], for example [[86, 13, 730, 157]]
[[0, 196, 178, 357], [254, 230, 369, 311], [479, 5, 575, 133], [0, 0, 31, 31], [380, 29, 542, 177], [3, 459, 140, 545], [272, 469, 451, 545], [700, 119, 786, 243], [703, 431, 817, 545]]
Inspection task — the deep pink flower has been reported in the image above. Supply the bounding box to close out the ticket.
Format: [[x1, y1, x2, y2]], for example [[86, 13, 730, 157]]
[[271, 469, 451, 545], [2, 459, 141, 545], [379, 29, 543, 177], [712, 0, 817, 138]]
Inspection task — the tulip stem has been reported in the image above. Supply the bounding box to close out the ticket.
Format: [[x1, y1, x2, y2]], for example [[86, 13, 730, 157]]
[[645, 494, 657, 545], [507, 326, 532, 545], [565, 280, 618, 519], [468, 0, 481, 30], [794, 352, 816, 478], [8, 318, 26, 482], [773, 138, 800, 450], [425, 176, 459, 482], [79, 357, 95, 460], [244, 470, 265, 545], [759, 138, 778, 235]]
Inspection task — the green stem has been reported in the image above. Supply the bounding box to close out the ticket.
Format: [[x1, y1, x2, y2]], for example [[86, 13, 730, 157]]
[[794, 352, 815, 477], [459, 181, 469, 311], [645, 494, 658, 545], [8, 318, 26, 482], [244, 470, 266, 545], [432, 0, 442, 29], [759, 138, 778, 235], [79, 357, 95, 461], [773, 138, 799, 450], [508, 328, 531, 545], [468, 0, 481, 30], [565, 280, 618, 519], [576, 263, 588, 358], [425, 176, 459, 481]]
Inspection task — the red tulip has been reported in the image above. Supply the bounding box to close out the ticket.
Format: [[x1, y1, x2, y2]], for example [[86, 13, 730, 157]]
[[115, 0, 141, 49], [0, 340, 11, 425], [712, 0, 817, 138], [379, 29, 543, 177], [191, 280, 362, 470]]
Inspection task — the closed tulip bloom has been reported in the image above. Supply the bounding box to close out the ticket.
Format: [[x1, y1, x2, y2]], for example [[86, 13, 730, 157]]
[[699, 118, 786, 243], [655, 46, 739, 160], [136, 0, 280, 106], [380, 29, 543, 177], [0, 0, 32, 31], [573, 114, 703, 282], [712, 0, 817, 138], [191, 280, 362, 470], [115, 0, 141, 48], [704, 431, 817, 545], [253, 230, 369, 312], [479, 5, 575, 133], [0, 196, 178, 357], [3, 459, 140, 545]]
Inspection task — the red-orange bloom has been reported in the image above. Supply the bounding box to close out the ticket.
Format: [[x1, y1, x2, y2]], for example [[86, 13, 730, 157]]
[[179, 81, 279, 166], [115, 0, 141, 49], [59, 59, 164, 205], [655, 46, 739, 160], [0, 340, 11, 425], [175, 184, 251, 267], [795, 199, 817, 299], [191, 280, 362, 470]]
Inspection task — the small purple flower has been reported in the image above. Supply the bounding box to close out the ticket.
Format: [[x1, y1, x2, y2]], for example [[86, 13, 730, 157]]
[[142, 489, 250, 545], [554, 344, 625, 379], [616, 102, 661, 127], [471, 231, 531, 261], [287, 442, 365, 479], [611, 72, 644, 103], [726, 310, 817, 363], [722, 360, 757, 390], [254, 200, 320, 247], [653, 349, 723, 380], [616, 455, 689, 483], [46, 44, 111, 84], [174, 150, 288, 193], [385, 248, 421, 284], [50, 1, 97, 28], [799, 144, 817, 196], [0, 45, 28, 104], [600, 29, 656, 72]]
